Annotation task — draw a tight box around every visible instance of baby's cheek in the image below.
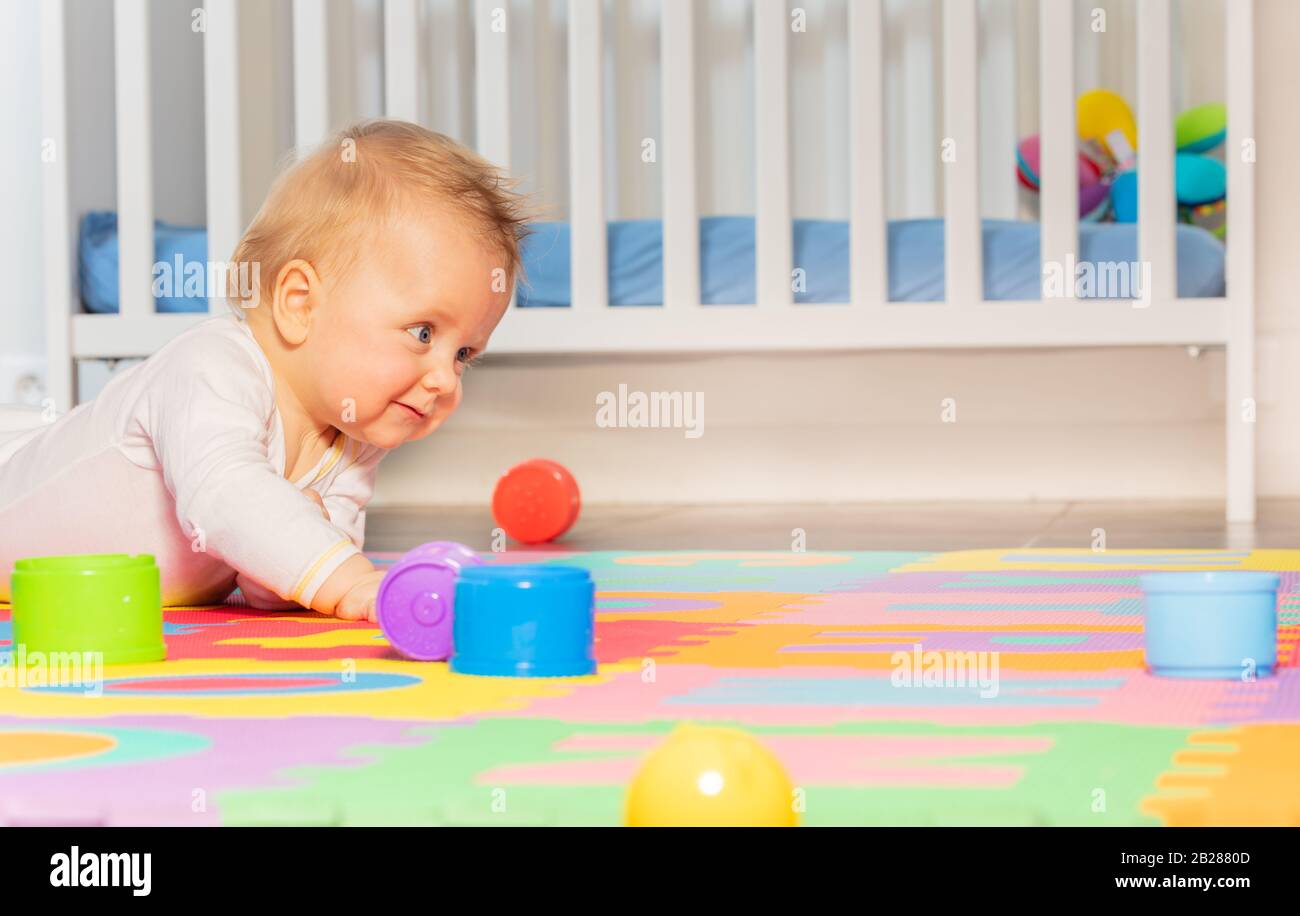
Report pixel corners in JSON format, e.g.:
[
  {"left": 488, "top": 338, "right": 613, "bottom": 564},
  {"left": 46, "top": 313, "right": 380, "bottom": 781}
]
[
  {"left": 415, "top": 388, "right": 461, "bottom": 436},
  {"left": 441, "top": 385, "right": 464, "bottom": 417}
]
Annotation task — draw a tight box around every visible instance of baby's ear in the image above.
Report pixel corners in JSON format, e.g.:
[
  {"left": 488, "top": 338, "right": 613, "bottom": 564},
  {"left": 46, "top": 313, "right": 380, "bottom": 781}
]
[{"left": 270, "top": 259, "right": 322, "bottom": 345}]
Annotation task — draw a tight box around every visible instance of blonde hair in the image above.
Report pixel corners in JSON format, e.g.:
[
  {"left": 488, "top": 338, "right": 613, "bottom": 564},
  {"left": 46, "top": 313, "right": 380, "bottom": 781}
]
[{"left": 227, "top": 119, "right": 532, "bottom": 315}]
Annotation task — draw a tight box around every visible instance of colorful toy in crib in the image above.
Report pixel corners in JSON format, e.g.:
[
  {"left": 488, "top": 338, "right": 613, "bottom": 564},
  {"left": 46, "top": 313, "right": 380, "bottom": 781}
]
[
  {"left": 1076, "top": 88, "right": 1137, "bottom": 168},
  {"left": 1015, "top": 134, "right": 1110, "bottom": 220},
  {"left": 8, "top": 554, "right": 166, "bottom": 665},
  {"left": 1139, "top": 571, "right": 1278, "bottom": 680},
  {"left": 624, "top": 723, "right": 799, "bottom": 827},
  {"left": 1017, "top": 92, "right": 1227, "bottom": 235},
  {"left": 491, "top": 458, "right": 581, "bottom": 545},
  {"left": 376, "top": 541, "right": 597, "bottom": 676}
]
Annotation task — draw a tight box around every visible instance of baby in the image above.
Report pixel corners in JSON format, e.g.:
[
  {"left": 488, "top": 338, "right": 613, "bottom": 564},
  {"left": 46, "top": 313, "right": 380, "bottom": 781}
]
[{"left": 0, "top": 120, "right": 528, "bottom": 622}]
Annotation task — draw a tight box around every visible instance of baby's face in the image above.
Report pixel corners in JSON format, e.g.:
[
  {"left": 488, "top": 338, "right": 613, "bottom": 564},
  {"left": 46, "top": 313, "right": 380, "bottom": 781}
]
[{"left": 309, "top": 210, "right": 512, "bottom": 449}]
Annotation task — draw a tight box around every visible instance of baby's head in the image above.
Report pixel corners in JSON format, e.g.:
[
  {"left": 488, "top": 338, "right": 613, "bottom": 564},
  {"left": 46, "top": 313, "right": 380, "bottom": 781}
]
[{"left": 228, "top": 120, "right": 530, "bottom": 449}]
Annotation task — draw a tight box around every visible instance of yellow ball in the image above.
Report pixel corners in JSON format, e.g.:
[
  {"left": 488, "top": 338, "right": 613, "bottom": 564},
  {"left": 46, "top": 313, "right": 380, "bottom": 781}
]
[
  {"left": 624, "top": 723, "right": 799, "bottom": 827},
  {"left": 1077, "top": 88, "right": 1138, "bottom": 159}
]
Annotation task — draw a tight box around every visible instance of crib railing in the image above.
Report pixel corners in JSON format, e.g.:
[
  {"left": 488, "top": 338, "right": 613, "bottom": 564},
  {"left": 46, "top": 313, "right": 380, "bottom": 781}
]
[{"left": 40, "top": 0, "right": 1256, "bottom": 519}]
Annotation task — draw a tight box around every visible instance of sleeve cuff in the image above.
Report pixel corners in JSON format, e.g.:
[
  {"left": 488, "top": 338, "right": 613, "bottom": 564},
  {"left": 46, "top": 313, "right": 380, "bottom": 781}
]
[{"left": 289, "top": 538, "right": 362, "bottom": 609}]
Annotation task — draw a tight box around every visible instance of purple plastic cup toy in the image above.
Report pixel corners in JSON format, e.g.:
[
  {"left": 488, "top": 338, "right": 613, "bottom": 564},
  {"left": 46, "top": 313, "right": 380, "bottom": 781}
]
[{"left": 376, "top": 541, "right": 483, "bottom": 660}]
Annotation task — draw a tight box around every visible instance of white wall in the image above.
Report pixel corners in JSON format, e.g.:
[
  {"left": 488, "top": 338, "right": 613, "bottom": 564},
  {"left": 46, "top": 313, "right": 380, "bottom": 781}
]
[{"left": 0, "top": 0, "right": 45, "bottom": 400}]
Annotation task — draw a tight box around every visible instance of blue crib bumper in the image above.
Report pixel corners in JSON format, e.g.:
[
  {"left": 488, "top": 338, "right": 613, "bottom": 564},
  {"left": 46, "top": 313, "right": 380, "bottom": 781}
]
[{"left": 78, "top": 211, "right": 1226, "bottom": 314}]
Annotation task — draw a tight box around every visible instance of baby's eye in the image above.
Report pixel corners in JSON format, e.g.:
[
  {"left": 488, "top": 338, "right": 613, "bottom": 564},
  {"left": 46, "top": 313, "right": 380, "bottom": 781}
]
[
  {"left": 456, "top": 347, "right": 477, "bottom": 365},
  {"left": 406, "top": 324, "right": 433, "bottom": 345}
]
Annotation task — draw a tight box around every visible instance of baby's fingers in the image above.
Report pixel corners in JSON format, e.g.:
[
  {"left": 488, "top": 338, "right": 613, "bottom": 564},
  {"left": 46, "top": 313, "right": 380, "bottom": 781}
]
[{"left": 335, "top": 601, "right": 372, "bottom": 621}]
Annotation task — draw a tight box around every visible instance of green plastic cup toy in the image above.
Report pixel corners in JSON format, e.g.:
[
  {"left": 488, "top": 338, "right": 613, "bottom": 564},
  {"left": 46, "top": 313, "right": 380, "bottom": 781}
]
[{"left": 10, "top": 554, "right": 165, "bottom": 664}]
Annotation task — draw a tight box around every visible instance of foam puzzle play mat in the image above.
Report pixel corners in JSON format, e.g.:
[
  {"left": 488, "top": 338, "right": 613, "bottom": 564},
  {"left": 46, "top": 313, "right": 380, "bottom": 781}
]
[{"left": 2, "top": 548, "right": 1298, "bottom": 827}]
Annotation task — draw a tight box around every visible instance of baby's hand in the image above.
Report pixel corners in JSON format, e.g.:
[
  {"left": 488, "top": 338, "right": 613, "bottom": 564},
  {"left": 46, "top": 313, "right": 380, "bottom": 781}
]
[{"left": 334, "top": 569, "right": 387, "bottom": 622}]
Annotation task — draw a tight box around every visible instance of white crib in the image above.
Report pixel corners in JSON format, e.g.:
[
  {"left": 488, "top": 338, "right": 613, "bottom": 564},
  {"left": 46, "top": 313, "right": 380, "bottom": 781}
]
[{"left": 40, "top": 0, "right": 1257, "bottom": 520}]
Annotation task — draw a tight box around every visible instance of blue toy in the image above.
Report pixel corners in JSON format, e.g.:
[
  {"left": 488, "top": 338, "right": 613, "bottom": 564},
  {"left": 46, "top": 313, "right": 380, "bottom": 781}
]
[
  {"left": 449, "top": 565, "right": 597, "bottom": 677},
  {"left": 1109, "top": 153, "right": 1227, "bottom": 223},
  {"left": 1109, "top": 169, "right": 1139, "bottom": 222},
  {"left": 1175, "top": 152, "right": 1228, "bottom": 206},
  {"left": 1139, "top": 571, "right": 1278, "bottom": 680}
]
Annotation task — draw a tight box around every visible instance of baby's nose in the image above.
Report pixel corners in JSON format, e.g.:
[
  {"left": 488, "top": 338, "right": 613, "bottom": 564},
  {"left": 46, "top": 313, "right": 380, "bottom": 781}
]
[{"left": 422, "top": 361, "right": 458, "bottom": 392}]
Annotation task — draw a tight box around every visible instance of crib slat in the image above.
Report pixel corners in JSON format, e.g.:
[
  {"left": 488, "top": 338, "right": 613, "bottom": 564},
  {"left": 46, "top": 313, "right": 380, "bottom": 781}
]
[
  {"left": 980, "top": 0, "right": 1017, "bottom": 221},
  {"left": 1225, "top": 1, "right": 1256, "bottom": 521},
  {"left": 661, "top": 0, "right": 699, "bottom": 310},
  {"left": 1074, "top": 1, "right": 1100, "bottom": 94},
  {"left": 942, "top": 0, "right": 981, "bottom": 303},
  {"left": 1137, "top": 0, "right": 1175, "bottom": 305},
  {"left": 849, "top": 0, "right": 886, "bottom": 308},
  {"left": 1039, "top": 0, "right": 1076, "bottom": 299},
  {"left": 203, "top": 0, "right": 241, "bottom": 312},
  {"left": 898, "top": 0, "right": 937, "bottom": 218},
  {"left": 754, "top": 0, "right": 792, "bottom": 308},
  {"left": 474, "top": 0, "right": 512, "bottom": 308},
  {"left": 475, "top": 0, "right": 510, "bottom": 168},
  {"left": 528, "top": 1, "right": 560, "bottom": 198},
  {"left": 430, "top": 0, "right": 469, "bottom": 141},
  {"left": 568, "top": 0, "right": 606, "bottom": 311},
  {"left": 114, "top": 0, "right": 153, "bottom": 321},
  {"left": 41, "top": 0, "right": 74, "bottom": 409},
  {"left": 293, "top": 0, "right": 330, "bottom": 151},
  {"left": 384, "top": 0, "right": 419, "bottom": 122}
]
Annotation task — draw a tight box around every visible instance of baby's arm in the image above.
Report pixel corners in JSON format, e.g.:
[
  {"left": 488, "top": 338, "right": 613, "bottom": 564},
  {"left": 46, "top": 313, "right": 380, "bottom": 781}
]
[
  {"left": 317, "top": 437, "right": 383, "bottom": 550},
  {"left": 307, "top": 439, "right": 390, "bottom": 619},
  {"left": 229, "top": 493, "right": 378, "bottom": 614},
  {"left": 146, "top": 346, "right": 377, "bottom": 616}
]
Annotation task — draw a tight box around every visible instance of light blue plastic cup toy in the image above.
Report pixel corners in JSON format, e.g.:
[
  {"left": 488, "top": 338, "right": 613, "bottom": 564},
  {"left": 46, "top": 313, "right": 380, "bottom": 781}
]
[
  {"left": 1139, "top": 571, "right": 1279, "bottom": 680},
  {"left": 449, "top": 565, "right": 596, "bottom": 678}
]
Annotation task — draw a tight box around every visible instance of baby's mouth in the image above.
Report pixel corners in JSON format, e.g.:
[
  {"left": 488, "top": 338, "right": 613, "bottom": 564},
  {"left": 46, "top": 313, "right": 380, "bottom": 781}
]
[{"left": 394, "top": 401, "right": 430, "bottom": 419}]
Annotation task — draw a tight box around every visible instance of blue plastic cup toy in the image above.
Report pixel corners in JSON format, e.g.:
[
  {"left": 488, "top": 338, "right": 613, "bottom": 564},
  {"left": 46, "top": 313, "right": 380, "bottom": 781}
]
[
  {"left": 376, "top": 541, "right": 483, "bottom": 661},
  {"left": 1139, "top": 571, "right": 1279, "bottom": 680},
  {"left": 450, "top": 565, "right": 596, "bottom": 678}
]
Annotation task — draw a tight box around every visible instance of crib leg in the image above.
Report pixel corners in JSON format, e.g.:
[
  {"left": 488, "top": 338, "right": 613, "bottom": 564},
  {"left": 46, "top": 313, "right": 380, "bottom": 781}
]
[
  {"left": 1225, "top": 334, "right": 1256, "bottom": 524},
  {"left": 44, "top": 350, "right": 76, "bottom": 415}
]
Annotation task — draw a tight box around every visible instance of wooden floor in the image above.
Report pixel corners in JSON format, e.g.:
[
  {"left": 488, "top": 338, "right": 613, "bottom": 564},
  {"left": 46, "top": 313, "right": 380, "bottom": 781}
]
[{"left": 365, "top": 500, "right": 1300, "bottom": 553}]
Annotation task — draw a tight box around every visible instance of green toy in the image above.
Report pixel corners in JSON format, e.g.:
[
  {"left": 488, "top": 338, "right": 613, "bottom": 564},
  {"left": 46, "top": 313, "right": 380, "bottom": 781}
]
[
  {"left": 1175, "top": 102, "right": 1227, "bottom": 154},
  {"left": 10, "top": 554, "right": 165, "bottom": 664}
]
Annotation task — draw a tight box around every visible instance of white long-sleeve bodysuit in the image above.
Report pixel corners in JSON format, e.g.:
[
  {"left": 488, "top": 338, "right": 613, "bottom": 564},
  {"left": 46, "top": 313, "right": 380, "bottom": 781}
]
[{"left": 0, "top": 313, "right": 387, "bottom": 608}]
